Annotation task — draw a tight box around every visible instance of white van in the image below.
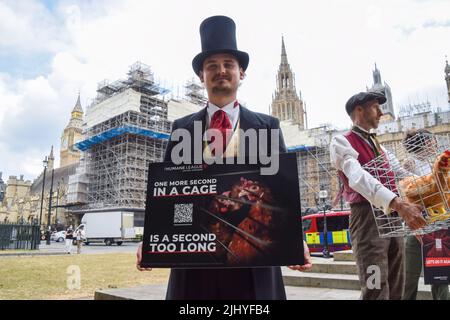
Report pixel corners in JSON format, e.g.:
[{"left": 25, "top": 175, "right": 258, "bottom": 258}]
[{"left": 78, "top": 211, "right": 136, "bottom": 246}]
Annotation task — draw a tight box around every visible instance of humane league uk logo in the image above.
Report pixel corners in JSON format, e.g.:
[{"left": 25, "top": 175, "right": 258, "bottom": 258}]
[{"left": 170, "top": 121, "right": 281, "bottom": 175}]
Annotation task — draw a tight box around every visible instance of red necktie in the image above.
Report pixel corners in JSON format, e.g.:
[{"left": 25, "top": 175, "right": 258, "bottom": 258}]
[{"left": 209, "top": 110, "right": 232, "bottom": 155}]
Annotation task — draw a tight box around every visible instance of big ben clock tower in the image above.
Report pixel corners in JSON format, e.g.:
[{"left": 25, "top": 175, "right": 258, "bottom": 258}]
[{"left": 60, "top": 94, "right": 84, "bottom": 167}]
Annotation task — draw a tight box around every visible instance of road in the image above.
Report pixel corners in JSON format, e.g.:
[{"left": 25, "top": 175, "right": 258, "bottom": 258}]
[{"left": 39, "top": 240, "right": 140, "bottom": 255}]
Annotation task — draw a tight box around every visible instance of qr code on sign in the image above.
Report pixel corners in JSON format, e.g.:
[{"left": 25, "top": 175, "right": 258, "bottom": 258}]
[{"left": 174, "top": 203, "right": 193, "bottom": 225}]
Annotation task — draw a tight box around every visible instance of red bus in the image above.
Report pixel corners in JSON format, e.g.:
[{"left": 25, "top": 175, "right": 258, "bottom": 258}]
[{"left": 302, "top": 210, "right": 351, "bottom": 253}]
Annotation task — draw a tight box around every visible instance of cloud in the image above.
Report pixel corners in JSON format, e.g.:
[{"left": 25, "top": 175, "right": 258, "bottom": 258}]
[
  {"left": 0, "top": 74, "right": 61, "bottom": 151},
  {"left": 394, "top": 25, "right": 417, "bottom": 37},
  {"left": 0, "top": 141, "right": 45, "bottom": 180},
  {"left": 0, "top": 0, "right": 67, "bottom": 54},
  {"left": 423, "top": 19, "right": 450, "bottom": 29}
]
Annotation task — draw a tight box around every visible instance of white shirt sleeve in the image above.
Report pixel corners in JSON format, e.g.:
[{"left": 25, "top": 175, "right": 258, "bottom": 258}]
[{"left": 330, "top": 135, "right": 397, "bottom": 214}]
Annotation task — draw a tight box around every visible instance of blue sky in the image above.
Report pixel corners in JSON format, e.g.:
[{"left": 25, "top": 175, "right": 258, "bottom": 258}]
[
  {"left": 40, "top": 0, "right": 58, "bottom": 10},
  {"left": 0, "top": 0, "right": 56, "bottom": 77},
  {"left": 0, "top": 0, "right": 450, "bottom": 181},
  {"left": 0, "top": 52, "right": 52, "bottom": 78}
]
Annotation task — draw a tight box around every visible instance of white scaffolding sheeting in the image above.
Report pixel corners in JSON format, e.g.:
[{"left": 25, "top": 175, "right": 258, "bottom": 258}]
[{"left": 67, "top": 157, "right": 89, "bottom": 204}]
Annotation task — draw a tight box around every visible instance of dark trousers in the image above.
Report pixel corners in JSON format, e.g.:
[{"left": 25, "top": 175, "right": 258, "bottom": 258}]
[
  {"left": 349, "top": 202, "right": 405, "bottom": 300},
  {"left": 165, "top": 267, "right": 286, "bottom": 300},
  {"left": 403, "top": 235, "right": 449, "bottom": 300}
]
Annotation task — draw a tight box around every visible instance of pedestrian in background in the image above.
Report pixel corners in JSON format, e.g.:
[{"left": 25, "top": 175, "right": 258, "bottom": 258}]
[
  {"left": 65, "top": 226, "right": 74, "bottom": 254},
  {"left": 75, "top": 225, "right": 85, "bottom": 254}
]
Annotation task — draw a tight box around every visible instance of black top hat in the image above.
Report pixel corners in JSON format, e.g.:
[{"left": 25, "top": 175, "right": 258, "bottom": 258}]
[
  {"left": 345, "top": 91, "right": 387, "bottom": 115},
  {"left": 192, "top": 15, "right": 249, "bottom": 75}
]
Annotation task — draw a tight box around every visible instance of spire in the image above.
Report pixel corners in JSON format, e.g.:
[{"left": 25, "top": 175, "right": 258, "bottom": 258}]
[
  {"left": 272, "top": 36, "right": 305, "bottom": 129},
  {"left": 72, "top": 92, "right": 83, "bottom": 114},
  {"left": 369, "top": 63, "right": 395, "bottom": 118},
  {"left": 48, "top": 145, "right": 55, "bottom": 170},
  {"left": 445, "top": 56, "right": 450, "bottom": 103},
  {"left": 49, "top": 145, "right": 54, "bottom": 160},
  {"left": 281, "top": 36, "right": 288, "bottom": 65},
  {"left": 373, "top": 63, "right": 382, "bottom": 85},
  {"left": 69, "top": 93, "right": 84, "bottom": 124},
  {"left": 275, "top": 36, "right": 297, "bottom": 93}
]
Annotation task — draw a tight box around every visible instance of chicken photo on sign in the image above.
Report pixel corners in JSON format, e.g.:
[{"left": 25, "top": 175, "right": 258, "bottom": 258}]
[{"left": 205, "top": 177, "right": 286, "bottom": 266}]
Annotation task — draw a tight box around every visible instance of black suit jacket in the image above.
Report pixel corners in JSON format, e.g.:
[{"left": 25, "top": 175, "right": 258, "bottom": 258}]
[
  {"left": 164, "top": 105, "right": 287, "bottom": 300},
  {"left": 164, "top": 105, "right": 287, "bottom": 161}
]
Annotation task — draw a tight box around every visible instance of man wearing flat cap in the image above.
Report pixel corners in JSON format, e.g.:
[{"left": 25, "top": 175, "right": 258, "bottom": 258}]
[
  {"left": 330, "top": 91, "right": 426, "bottom": 300},
  {"left": 137, "top": 15, "right": 312, "bottom": 300}
]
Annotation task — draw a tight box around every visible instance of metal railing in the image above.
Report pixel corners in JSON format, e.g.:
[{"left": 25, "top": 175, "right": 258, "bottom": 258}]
[{"left": 0, "top": 222, "right": 40, "bottom": 250}]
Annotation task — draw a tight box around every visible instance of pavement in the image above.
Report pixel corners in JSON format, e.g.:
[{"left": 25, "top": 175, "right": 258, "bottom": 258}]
[
  {"left": 94, "top": 283, "right": 362, "bottom": 300},
  {"left": 94, "top": 254, "right": 433, "bottom": 301},
  {"left": 94, "top": 256, "right": 363, "bottom": 300},
  {"left": 0, "top": 241, "right": 140, "bottom": 257}
]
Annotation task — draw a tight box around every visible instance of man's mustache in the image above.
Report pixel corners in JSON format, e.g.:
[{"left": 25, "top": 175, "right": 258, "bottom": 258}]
[{"left": 214, "top": 75, "right": 231, "bottom": 81}]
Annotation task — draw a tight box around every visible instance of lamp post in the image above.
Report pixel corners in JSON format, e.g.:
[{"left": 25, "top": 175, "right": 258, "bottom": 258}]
[
  {"left": 45, "top": 167, "right": 55, "bottom": 245},
  {"left": 339, "top": 180, "right": 344, "bottom": 211},
  {"left": 39, "top": 156, "right": 48, "bottom": 240},
  {"left": 318, "top": 187, "right": 330, "bottom": 258},
  {"left": 55, "top": 181, "right": 60, "bottom": 225}
]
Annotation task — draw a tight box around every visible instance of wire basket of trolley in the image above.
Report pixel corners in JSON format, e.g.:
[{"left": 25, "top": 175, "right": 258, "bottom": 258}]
[{"left": 362, "top": 131, "right": 450, "bottom": 237}]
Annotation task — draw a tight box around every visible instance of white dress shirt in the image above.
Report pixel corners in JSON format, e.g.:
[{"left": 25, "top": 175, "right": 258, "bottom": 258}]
[
  {"left": 330, "top": 126, "right": 398, "bottom": 214},
  {"left": 206, "top": 100, "right": 240, "bottom": 130}
]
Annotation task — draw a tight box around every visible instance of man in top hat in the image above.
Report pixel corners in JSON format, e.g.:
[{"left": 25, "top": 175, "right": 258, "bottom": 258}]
[
  {"left": 136, "top": 15, "right": 312, "bottom": 300},
  {"left": 330, "top": 91, "right": 426, "bottom": 299}
]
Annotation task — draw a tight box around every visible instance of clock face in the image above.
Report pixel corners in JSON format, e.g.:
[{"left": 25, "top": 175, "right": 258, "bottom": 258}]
[{"left": 62, "top": 136, "right": 68, "bottom": 149}]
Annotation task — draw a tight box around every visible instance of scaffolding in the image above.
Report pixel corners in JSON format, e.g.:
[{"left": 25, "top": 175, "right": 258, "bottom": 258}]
[
  {"left": 398, "top": 101, "right": 432, "bottom": 118},
  {"left": 85, "top": 130, "right": 167, "bottom": 210},
  {"left": 184, "top": 78, "right": 207, "bottom": 106},
  {"left": 288, "top": 127, "right": 344, "bottom": 214},
  {"left": 71, "top": 62, "right": 171, "bottom": 211},
  {"left": 94, "top": 62, "right": 169, "bottom": 105}
]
